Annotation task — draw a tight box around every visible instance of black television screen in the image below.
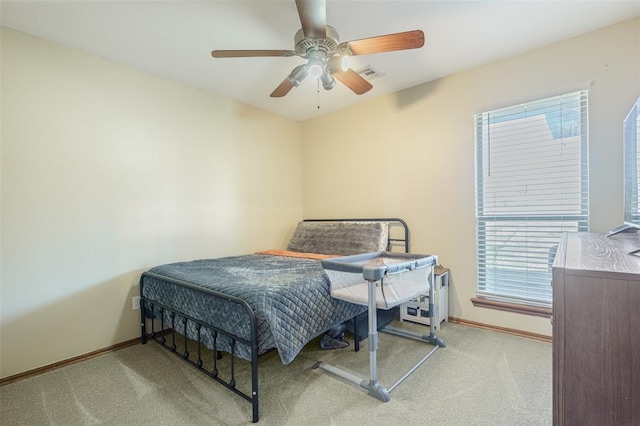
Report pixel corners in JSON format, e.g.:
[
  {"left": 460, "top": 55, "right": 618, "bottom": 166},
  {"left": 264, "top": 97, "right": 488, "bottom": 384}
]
[{"left": 623, "top": 97, "right": 640, "bottom": 229}]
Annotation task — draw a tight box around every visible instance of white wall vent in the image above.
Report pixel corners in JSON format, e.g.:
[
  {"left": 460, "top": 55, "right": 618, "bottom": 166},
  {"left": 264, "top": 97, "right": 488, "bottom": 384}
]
[{"left": 356, "top": 66, "right": 385, "bottom": 80}]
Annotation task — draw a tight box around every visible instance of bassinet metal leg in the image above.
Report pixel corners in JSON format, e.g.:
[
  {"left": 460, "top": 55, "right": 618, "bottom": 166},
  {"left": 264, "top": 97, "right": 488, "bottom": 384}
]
[
  {"left": 381, "top": 267, "right": 446, "bottom": 348},
  {"left": 361, "top": 279, "right": 391, "bottom": 402},
  {"left": 314, "top": 279, "right": 390, "bottom": 402}
]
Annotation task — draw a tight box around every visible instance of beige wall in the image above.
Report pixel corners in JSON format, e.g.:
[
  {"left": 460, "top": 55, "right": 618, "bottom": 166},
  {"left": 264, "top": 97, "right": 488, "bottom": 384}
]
[
  {"left": 0, "top": 28, "right": 302, "bottom": 378},
  {"left": 300, "top": 18, "right": 640, "bottom": 336}
]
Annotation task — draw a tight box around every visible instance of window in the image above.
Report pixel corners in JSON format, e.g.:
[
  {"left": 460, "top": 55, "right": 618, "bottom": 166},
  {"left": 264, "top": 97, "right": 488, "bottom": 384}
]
[{"left": 474, "top": 90, "right": 589, "bottom": 309}]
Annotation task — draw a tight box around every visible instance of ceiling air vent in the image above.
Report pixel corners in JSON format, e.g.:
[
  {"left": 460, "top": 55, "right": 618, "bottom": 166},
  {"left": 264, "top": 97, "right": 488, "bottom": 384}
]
[{"left": 357, "top": 66, "right": 385, "bottom": 81}]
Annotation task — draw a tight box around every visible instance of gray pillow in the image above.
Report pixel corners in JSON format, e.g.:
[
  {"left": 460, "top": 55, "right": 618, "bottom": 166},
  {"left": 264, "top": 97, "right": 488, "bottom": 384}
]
[{"left": 287, "top": 221, "right": 388, "bottom": 255}]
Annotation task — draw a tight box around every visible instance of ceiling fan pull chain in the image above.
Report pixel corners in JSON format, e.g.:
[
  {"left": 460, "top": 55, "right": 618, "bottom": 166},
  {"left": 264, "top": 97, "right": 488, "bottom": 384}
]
[{"left": 316, "top": 79, "right": 320, "bottom": 109}]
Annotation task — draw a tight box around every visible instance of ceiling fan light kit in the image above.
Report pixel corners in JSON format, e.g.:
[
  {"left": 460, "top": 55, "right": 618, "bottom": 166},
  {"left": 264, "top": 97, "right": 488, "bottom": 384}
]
[
  {"left": 289, "top": 64, "right": 308, "bottom": 87},
  {"left": 320, "top": 71, "right": 336, "bottom": 90},
  {"left": 328, "top": 55, "right": 349, "bottom": 73},
  {"left": 210, "top": 0, "right": 424, "bottom": 99}
]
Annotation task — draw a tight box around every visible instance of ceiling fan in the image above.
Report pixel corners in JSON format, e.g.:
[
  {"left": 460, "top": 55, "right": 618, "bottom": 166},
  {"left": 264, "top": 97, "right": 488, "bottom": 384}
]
[{"left": 211, "top": 0, "right": 425, "bottom": 98}]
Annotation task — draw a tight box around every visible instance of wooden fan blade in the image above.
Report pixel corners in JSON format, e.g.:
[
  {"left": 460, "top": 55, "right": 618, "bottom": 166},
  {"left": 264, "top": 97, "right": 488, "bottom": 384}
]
[
  {"left": 211, "top": 49, "right": 297, "bottom": 58},
  {"left": 341, "top": 30, "right": 425, "bottom": 56},
  {"left": 296, "top": 0, "right": 326, "bottom": 39},
  {"left": 270, "top": 77, "right": 295, "bottom": 98},
  {"left": 332, "top": 69, "right": 373, "bottom": 95}
]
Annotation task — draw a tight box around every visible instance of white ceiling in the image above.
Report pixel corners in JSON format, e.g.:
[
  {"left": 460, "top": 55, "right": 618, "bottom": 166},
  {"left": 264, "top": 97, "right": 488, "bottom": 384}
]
[{"left": 2, "top": 1, "right": 639, "bottom": 121}]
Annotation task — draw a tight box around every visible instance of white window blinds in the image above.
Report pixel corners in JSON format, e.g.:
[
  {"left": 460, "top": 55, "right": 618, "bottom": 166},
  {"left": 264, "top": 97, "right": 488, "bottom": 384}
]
[{"left": 475, "top": 90, "right": 589, "bottom": 307}]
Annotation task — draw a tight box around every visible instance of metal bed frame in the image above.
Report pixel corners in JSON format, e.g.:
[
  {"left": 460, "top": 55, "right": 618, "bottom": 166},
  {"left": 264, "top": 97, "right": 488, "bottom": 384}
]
[{"left": 139, "top": 218, "right": 417, "bottom": 423}]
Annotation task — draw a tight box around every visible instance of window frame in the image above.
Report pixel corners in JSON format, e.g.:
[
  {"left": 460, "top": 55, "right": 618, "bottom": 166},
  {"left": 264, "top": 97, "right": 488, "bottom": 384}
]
[{"left": 474, "top": 90, "right": 589, "bottom": 313}]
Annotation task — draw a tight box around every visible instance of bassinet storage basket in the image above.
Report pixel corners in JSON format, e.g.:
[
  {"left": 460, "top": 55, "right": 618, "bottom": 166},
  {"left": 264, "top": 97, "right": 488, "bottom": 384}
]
[{"left": 321, "top": 252, "right": 437, "bottom": 310}]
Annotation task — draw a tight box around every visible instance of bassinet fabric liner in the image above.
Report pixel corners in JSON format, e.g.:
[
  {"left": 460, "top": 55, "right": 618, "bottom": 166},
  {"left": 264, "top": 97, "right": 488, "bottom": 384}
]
[
  {"left": 322, "top": 252, "right": 437, "bottom": 310},
  {"left": 141, "top": 254, "right": 366, "bottom": 364}
]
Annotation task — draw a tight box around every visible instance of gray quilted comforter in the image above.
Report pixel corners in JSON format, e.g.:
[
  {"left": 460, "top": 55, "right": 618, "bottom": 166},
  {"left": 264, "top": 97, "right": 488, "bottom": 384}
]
[{"left": 141, "top": 254, "right": 366, "bottom": 364}]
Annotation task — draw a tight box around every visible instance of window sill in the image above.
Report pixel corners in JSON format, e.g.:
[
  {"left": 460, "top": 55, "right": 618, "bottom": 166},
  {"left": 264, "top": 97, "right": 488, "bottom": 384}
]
[{"left": 470, "top": 297, "right": 552, "bottom": 318}]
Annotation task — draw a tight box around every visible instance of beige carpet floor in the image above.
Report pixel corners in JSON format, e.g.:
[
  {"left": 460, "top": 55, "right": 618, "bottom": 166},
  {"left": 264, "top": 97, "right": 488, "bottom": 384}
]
[{"left": 0, "top": 321, "right": 552, "bottom": 425}]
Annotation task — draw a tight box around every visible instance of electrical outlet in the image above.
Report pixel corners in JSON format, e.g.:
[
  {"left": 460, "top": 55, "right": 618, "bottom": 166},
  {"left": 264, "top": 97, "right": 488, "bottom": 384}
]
[{"left": 132, "top": 296, "right": 141, "bottom": 310}]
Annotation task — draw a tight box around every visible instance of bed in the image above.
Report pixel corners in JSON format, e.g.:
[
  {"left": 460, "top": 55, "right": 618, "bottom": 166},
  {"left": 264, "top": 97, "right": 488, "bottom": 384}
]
[{"left": 139, "top": 218, "right": 410, "bottom": 423}]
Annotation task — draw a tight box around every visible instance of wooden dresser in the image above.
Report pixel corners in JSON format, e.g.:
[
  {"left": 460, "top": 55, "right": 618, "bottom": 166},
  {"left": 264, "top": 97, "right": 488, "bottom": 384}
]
[{"left": 552, "top": 232, "right": 640, "bottom": 426}]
